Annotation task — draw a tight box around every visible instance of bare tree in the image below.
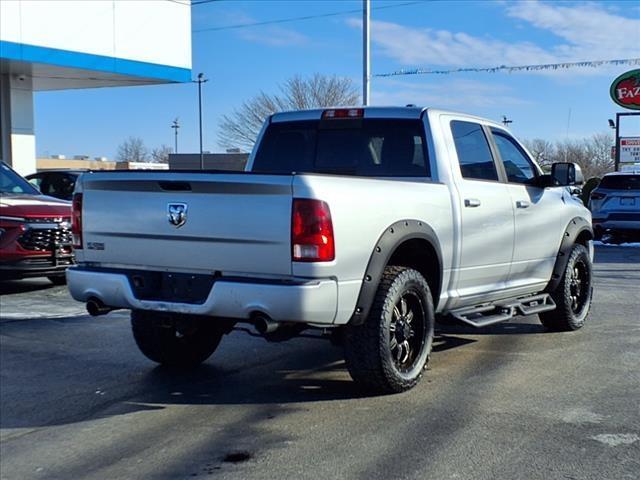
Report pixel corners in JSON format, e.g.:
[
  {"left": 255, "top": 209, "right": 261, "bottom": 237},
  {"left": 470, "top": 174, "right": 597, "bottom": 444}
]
[
  {"left": 117, "top": 137, "right": 149, "bottom": 163},
  {"left": 522, "top": 138, "right": 555, "bottom": 169},
  {"left": 150, "top": 145, "right": 173, "bottom": 163},
  {"left": 218, "top": 73, "right": 360, "bottom": 151},
  {"left": 585, "top": 133, "right": 614, "bottom": 178},
  {"left": 554, "top": 139, "right": 587, "bottom": 166},
  {"left": 553, "top": 134, "right": 614, "bottom": 179},
  {"left": 523, "top": 133, "right": 614, "bottom": 179}
]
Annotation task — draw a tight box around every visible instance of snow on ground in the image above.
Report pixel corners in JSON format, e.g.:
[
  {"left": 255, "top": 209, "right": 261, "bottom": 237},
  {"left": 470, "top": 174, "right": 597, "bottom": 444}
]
[{"left": 593, "top": 241, "right": 640, "bottom": 248}]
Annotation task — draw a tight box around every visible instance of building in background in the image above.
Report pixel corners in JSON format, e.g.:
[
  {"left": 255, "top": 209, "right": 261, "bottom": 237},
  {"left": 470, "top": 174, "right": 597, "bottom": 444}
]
[
  {"left": 36, "top": 157, "right": 168, "bottom": 171},
  {"left": 0, "top": 0, "right": 192, "bottom": 174}
]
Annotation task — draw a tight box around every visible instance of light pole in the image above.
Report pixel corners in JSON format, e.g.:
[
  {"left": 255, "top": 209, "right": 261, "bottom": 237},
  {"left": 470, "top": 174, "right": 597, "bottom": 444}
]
[
  {"left": 194, "top": 73, "right": 209, "bottom": 169},
  {"left": 609, "top": 118, "right": 618, "bottom": 171},
  {"left": 610, "top": 113, "right": 640, "bottom": 172},
  {"left": 363, "top": 0, "right": 370, "bottom": 106},
  {"left": 171, "top": 118, "right": 180, "bottom": 153}
]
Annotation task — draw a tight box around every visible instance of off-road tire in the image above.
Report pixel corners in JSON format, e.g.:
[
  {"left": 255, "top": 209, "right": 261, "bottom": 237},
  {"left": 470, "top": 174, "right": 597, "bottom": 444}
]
[
  {"left": 343, "top": 266, "right": 434, "bottom": 394},
  {"left": 48, "top": 275, "right": 67, "bottom": 286},
  {"left": 540, "top": 243, "right": 592, "bottom": 331},
  {"left": 131, "top": 310, "right": 224, "bottom": 367}
]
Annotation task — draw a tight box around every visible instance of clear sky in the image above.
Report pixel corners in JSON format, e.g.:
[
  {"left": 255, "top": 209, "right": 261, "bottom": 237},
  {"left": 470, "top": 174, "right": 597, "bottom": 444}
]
[{"left": 34, "top": 0, "right": 640, "bottom": 159}]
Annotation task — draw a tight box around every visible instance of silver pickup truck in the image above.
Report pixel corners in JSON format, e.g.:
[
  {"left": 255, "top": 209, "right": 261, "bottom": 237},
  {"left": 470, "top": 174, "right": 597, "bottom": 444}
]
[{"left": 67, "top": 107, "right": 594, "bottom": 393}]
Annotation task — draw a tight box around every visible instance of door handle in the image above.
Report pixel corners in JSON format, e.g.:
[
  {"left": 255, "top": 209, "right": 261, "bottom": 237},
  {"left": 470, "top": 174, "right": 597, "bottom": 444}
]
[
  {"left": 516, "top": 200, "right": 530, "bottom": 209},
  {"left": 464, "top": 198, "right": 481, "bottom": 208}
]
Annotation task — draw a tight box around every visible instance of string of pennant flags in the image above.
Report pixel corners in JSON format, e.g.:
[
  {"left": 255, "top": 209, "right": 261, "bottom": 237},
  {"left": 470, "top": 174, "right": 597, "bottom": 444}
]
[{"left": 373, "top": 58, "right": 640, "bottom": 78}]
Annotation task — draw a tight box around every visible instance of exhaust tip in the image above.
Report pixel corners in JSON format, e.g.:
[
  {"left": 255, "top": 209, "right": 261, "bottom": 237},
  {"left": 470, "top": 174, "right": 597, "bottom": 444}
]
[
  {"left": 253, "top": 314, "right": 279, "bottom": 335},
  {"left": 86, "top": 298, "right": 111, "bottom": 317}
]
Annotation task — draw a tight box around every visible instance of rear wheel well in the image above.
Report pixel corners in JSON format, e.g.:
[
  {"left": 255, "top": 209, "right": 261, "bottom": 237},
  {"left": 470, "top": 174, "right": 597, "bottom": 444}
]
[
  {"left": 387, "top": 238, "right": 441, "bottom": 307},
  {"left": 349, "top": 221, "right": 443, "bottom": 326}
]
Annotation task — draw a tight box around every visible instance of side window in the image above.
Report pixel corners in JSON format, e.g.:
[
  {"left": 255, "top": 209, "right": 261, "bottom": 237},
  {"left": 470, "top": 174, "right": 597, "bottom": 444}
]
[
  {"left": 491, "top": 130, "right": 537, "bottom": 184},
  {"left": 39, "top": 177, "right": 54, "bottom": 195},
  {"left": 49, "top": 173, "right": 75, "bottom": 198},
  {"left": 451, "top": 121, "right": 498, "bottom": 181},
  {"left": 28, "top": 176, "right": 43, "bottom": 189}
]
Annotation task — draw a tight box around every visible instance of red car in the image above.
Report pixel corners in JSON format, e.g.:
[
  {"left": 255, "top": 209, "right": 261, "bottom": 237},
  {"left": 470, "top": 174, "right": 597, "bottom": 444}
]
[{"left": 0, "top": 162, "right": 74, "bottom": 283}]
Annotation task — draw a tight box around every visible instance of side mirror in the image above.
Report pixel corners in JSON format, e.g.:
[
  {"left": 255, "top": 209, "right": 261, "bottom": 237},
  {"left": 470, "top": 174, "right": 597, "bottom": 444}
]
[{"left": 551, "top": 162, "right": 584, "bottom": 186}]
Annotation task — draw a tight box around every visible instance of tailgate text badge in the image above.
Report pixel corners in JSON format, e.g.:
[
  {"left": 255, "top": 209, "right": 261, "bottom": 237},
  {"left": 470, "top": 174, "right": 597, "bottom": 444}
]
[{"left": 168, "top": 203, "right": 188, "bottom": 228}]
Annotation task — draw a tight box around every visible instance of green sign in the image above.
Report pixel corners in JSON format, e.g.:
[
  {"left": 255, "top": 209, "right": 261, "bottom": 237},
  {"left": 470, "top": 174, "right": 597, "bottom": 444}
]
[{"left": 610, "top": 69, "right": 640, "bottom": 110}]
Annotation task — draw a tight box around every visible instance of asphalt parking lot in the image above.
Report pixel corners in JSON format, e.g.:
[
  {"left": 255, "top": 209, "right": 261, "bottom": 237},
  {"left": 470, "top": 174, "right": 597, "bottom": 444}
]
[{"left": 1, "top": 245, "right": 639, "bottom": 480}]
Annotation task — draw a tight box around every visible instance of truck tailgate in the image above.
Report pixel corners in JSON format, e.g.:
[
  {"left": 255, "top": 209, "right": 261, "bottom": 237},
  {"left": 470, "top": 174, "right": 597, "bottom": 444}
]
[{"left": 80, "top": 173, "right": 293, "bottom": 276}]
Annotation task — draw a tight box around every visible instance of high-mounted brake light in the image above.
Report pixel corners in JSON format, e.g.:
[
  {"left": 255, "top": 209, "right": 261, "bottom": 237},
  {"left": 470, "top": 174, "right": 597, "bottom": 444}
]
[
  {"left": 590, "top": 191, "right": 606, "bottom": 200},
  {"left": 292, "top": 199, "right": 335, "bottom": 262},
  {"left": 322, "top": 108, "right": 364, "bottom": 119},
  {"left": 71, "top": 193, "right": 83, "bottom": 249}
]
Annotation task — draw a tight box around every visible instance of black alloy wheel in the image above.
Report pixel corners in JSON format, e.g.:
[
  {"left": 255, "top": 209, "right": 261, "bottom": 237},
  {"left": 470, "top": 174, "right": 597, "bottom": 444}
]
[
  {"left": 568, "top": 258, "right": 589, "bottom": 315},
  {"left": 389, "top": 291, "right": 427, "bottom": 373},
  {"left": 344, "top": 266, "right": 435, "bottom": 394},
  {"left": 540, "top": 243, "right": 592, "bottom": 331}
]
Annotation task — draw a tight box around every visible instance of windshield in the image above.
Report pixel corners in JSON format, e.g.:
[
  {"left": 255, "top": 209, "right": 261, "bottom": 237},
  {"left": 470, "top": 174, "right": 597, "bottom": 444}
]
[
  {"left": 253, "top": 119, "right": 429, "bottom": 177},
  {"left": 0, "top": 162, "right": 41, "bottom": 195},
  {"left": 598, "top": 175, "right": 640, "bottom": 190}
]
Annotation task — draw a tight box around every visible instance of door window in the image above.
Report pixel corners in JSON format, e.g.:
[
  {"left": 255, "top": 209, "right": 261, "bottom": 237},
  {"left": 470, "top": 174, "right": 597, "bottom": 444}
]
[
  {"left": 491, "top": 130, "right": 537, "bottom": 184},
  {"left": 451, "top": 121, "right": 498, "bottom": 181},
  {"left": 39, "top": 173, "right": 76, "bottom": 199},
  {"left": 28, "top": 175, "right": 43, "bottom": 189}
]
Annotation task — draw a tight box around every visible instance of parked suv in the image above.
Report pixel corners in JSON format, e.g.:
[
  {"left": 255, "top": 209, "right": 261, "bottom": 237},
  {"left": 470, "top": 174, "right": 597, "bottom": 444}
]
[
  {"left": 589, "top": 172, "right": 640, "bottom": 243},
  {"left": 0, "top": 162, "right": 74, "bottom": 283}
]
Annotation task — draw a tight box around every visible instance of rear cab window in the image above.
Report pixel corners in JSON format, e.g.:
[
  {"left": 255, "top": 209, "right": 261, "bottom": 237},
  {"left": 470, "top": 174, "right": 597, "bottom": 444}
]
[{"left": 252, "top": 119, "right": 429, "bottom": 177}]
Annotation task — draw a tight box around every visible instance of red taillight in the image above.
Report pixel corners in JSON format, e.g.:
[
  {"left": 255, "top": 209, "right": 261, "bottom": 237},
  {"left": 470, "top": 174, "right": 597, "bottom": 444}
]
[
  {"left": 322, "top": 108, "right": 364, "bottom": 119},
  {"left": 72, "top": 193, "right": 83, "bottom": 249},
  {"left": 292, "top": 199, "right": 334, "bottom": 262},
  {"left": 590, "top": 191, "right": 606, "bottom": 200}
]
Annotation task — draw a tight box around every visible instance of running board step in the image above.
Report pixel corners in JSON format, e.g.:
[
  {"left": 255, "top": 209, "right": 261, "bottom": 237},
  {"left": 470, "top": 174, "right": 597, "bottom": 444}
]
[{"left": 450, "top": 294, "right": 556, "bottom": 328}]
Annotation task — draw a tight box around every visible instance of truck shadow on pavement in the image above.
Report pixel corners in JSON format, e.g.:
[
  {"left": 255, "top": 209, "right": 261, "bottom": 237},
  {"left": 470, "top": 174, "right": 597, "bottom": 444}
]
[
  {"left": 1, "top": 319, "right": 548, "bottom": 430},
  {"left": 93, "top": 332, "right": 481, "bottom": 412},
  {"left": 0, "top": 331, "right": 480, "bottom": 429},
  {"left": 129, "top": 329, "right": 487, "bottom": 408}
]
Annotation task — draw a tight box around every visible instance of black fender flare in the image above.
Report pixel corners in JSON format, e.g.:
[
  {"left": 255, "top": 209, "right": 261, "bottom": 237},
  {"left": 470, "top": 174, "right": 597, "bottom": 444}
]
[
  {"left": 545, "top": 216, "right": 593, "bottom": 292},
  {"left": 349, "top": 219, "right": 443, "bottom": 325}
]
